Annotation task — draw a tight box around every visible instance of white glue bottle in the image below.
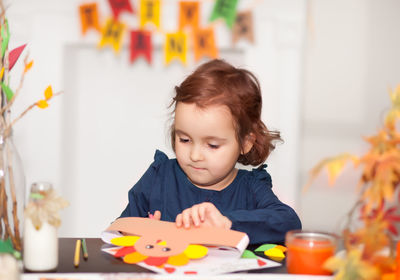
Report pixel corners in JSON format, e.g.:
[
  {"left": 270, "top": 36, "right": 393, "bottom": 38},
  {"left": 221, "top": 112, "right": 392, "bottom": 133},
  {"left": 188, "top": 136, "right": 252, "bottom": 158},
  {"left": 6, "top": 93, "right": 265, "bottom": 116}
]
[{"left": 23, "top": 182, "right": 58, "bottom": 271}]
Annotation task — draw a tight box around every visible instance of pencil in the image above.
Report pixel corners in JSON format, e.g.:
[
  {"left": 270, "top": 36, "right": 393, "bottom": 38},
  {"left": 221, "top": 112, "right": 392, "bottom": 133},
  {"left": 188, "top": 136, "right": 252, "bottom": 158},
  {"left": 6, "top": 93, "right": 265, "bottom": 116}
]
[
  {"left": 81, "top": 238, "right": 89, "bottom": 260},
  {"left": 74, "top": 239, "right": 81, "bottom": 267}
]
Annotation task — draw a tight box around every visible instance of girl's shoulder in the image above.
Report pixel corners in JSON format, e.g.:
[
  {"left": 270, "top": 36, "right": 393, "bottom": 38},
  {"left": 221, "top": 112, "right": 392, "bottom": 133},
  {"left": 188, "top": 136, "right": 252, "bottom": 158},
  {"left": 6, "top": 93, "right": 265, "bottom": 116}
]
[
  {"left": 150, "top": 149, "right": 177, "bottom": 170},
  {"left": 237, "top": 164, "right": 272, "bottom": 188}
]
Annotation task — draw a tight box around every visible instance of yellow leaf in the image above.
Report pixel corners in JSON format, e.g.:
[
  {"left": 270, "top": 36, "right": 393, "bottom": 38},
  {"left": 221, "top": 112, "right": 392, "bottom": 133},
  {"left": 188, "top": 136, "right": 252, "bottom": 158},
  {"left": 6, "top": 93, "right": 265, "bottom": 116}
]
[
  {"left": 123, "top": 251, "right": 147, "bottom": 264},
  {"left": 24, "top": 60, "right": 34, "bottom": 73},
  {"left": 167, "top": 253, "right": 189, "bottom": 266},
  {"left": 37, "top": 100, "right": 48, "bottom": 109},
  {"left": 44, "top": 85, "right": 53, "bottom": 100},
  {"left": 0, "top": 67, "right": 4, "bottom": 79},
  {"left": 183, "top": 244, "right": 208, "bottom": 259},
  {"left": 110, "top": 235, "right": 140, "bottom": 247}
]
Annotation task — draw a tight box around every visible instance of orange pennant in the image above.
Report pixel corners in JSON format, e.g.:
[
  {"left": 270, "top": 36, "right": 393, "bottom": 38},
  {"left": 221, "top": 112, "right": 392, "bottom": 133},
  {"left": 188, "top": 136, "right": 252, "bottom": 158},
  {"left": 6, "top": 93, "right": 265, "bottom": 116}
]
[
  {"left": 129, "top": 30, "right": 152, "bottom": 64},
  {"left": 232, "top": 11, "right": 254, "bottom": 44},
  {"left": 193, "top": 27, "right": 218, "bottom": 62},
  {"left": 98, "top": 18, "right": 126, "bottom": 53},
  {"left": 79, "top": 3, "right": 101, "bottom": 35},
  {"left": 178, "top": 1, "right": 200, "bottom": 31}
]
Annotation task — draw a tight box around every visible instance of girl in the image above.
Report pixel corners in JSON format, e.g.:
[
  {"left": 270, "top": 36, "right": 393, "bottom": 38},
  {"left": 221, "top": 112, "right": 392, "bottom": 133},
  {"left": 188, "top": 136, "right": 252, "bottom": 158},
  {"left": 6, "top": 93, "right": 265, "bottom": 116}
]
[{"left": 120, "top": 59, "right": 301, "bottom": 244}]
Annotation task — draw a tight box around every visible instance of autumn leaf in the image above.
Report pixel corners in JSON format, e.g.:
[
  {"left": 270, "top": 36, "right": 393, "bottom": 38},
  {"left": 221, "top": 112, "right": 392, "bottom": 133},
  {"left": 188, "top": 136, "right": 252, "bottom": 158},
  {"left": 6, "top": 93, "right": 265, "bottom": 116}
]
[
  {"left": 324, "top": 249, "right": 379, "bottom": 280},
  {"left": 385, "top": 85, "right": 400, "bottom": 128},
  {"left": 24, "top": 60, "right": 34, "bottom": 73},
  {"left": 44, "top": 85, "right": 53, "bottom": 100},
  {"left": 36, "top": 100, "right": 48, "bottom": 109}
]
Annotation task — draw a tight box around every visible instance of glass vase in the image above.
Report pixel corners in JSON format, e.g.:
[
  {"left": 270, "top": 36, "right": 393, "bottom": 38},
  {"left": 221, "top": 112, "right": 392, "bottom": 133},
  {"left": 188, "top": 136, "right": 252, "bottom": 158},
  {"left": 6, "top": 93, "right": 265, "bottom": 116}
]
[{"left": 0, "top": 132, "right": 26, "bottom": 252}]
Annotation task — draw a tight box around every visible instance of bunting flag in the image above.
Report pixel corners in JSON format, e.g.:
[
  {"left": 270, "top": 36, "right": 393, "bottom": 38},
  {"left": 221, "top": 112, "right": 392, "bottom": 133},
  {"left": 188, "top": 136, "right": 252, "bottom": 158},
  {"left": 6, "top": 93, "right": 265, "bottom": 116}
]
[
  {"left": 79, "top": 3, "right": 101, "bottom": 35},
  {"left": 98, "top": 18, "right": 126, "bottom": 53},
  {"left": 129, "top": 30, "right": 152, "bottom": 64},
  {"left": 178, "top": 1, "right": 200, "bottom": 31},
  {"left": 209, "top": 0, "right": 239, "bottom": 29},
  {"left": 108, "top": 0, "right": 134, "bottom": 19},
  {"left": 232, "top": 11, "right": 254, "bottom": 44},
  {"left": 193, "top": 27, "right": 218, "bottom": 62},
  {"left": 164, "top": 32, "right": 187, "bottom": 65},
  {"left": 140, "top": 0, "right": 160, "bottom": 29}
]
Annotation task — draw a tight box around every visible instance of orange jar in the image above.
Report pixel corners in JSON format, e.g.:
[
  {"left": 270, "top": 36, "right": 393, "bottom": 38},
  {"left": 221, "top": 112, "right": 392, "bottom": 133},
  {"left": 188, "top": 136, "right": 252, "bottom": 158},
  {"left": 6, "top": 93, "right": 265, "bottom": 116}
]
[{"left": 285, "top": 230, "right": 338, "bottom": 275}]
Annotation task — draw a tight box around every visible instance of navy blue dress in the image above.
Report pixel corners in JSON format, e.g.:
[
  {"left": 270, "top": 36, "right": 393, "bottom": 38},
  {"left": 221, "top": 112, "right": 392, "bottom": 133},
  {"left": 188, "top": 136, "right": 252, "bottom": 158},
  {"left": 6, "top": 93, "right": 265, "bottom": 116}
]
[{"left": 120, "top": 150, "right": 301, "bottom": 244}]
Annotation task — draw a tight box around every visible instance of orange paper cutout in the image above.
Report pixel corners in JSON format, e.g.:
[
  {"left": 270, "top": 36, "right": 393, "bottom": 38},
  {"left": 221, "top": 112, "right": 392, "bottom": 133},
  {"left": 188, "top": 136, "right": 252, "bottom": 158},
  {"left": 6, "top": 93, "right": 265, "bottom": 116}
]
[
  {"left": 232, "top": 11, "right": 254, "bottom": 44},
  {"left": 98, "top": 18, "right": 126, "bottom": 53},
  {"left": 79, "top": 3, "right": 101, "bottom": 35},
  {"left": 140, "top": 0, "right": 160, "bottom": 29},
  {"left": 178, "top": 1, "right": 200, "bottom": 31},
  {"left": 193, "top": 27, "right": 218, "bottom": 62}
]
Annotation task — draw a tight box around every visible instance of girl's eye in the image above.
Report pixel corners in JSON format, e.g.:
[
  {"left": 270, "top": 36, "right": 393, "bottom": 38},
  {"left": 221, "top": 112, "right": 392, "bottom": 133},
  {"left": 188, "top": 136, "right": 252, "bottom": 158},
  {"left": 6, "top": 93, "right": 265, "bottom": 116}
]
[
  {"left": 208, "top": 144, "right": 219, "bottom": 149},
  {"left": 179, "top": 137, "right": 190, "bottom": 143}
]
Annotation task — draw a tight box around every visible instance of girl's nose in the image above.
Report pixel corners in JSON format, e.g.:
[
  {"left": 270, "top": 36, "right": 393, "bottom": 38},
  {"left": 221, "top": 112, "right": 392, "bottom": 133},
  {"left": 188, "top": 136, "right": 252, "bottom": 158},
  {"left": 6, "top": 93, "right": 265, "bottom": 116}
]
[{"left": 190, "top": 146, "right": 203, "bottom": 161}]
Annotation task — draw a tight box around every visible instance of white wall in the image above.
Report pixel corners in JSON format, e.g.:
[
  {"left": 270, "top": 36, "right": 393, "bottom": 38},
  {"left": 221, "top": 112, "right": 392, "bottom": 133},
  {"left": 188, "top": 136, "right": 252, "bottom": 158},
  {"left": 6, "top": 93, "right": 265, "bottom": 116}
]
[
  {"left": 299, "top": 0, "right": 400, "bottom": 234},
  {"left": 7, "top": 0, "right": 306, "bottom": 237}
]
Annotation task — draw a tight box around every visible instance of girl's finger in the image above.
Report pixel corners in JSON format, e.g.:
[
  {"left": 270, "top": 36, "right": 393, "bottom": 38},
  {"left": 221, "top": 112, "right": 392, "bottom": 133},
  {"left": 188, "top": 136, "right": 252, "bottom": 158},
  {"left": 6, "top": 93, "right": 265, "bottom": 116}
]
[{"left": 175, "top": 213, "right": 183, "bottom": 227}]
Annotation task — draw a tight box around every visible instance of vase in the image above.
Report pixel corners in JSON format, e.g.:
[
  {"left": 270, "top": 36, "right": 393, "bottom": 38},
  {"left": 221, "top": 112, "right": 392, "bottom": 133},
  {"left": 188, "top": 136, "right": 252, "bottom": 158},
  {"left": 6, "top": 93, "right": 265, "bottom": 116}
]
[{"left": 0, "top": 132, "right": 26, "bottom": 252}]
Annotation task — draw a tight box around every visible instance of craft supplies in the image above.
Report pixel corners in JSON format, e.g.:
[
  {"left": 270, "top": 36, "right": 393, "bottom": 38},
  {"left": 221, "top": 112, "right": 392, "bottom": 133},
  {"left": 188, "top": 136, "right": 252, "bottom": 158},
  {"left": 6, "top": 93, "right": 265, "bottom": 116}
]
[
  {"left": 82, "top": 238, "right": 89, "bottom": 260},
  {"left": 74, "top": 239, "right": 81, "bottom": 267},
  {"left": 285, "top": 230, "right": 338, "bottom": 275}
]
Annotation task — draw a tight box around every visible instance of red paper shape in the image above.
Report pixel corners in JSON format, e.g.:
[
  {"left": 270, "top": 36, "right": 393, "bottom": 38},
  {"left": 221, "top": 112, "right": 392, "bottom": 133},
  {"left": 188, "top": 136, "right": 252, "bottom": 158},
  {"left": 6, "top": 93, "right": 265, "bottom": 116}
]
[
  {"left": 184, "top": 271, "right": 198, "bottom": 274},
  {"left": 129, "top": 30, "right": 152, "bottom": 64},
  {"left": 115, "top": 246, "right": 136, "bottom": 257},
  {"left": 164, "top": 267, "right": 176, "bottom": 273},
  {"left": 9, "top": 44, "right": 26, "bottom": 70},
  {"left": 108, "top": 0, "right": 134, "bottom": 19},
  {"left": 144, "top": 256, "right": 169, "bottom": 266},
  {"left": 257, "top": 259, "right": 267, "bottom": 266}
]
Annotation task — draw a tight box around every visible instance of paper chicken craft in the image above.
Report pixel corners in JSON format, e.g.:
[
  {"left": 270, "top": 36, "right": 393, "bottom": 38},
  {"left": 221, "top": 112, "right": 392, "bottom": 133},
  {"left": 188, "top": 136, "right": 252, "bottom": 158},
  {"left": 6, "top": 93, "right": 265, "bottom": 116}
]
[{"left": 101, "top": 217, "right": 281, "bottom": 275}]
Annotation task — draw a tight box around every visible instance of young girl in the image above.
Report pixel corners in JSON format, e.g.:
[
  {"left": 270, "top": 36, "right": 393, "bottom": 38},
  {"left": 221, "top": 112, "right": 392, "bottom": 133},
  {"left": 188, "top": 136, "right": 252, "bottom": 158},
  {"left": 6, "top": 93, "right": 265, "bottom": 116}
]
[{"left": 119, "top": 59, "right": 301, "bottom": 244}]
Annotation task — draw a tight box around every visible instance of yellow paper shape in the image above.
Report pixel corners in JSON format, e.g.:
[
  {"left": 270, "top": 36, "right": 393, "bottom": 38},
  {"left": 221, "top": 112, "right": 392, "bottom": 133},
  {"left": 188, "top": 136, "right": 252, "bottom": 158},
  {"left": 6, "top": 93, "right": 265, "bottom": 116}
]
[
  {"left": 166, "top": 253, "right": 189, "bottom": 266},
  {"left": 179, "top": 1, "right": 199, "bottom": 31},
  {"left": 157, "top": 240, "right": 167, "bottom": 246},
  {"left": 275, "top": 244, "right": 287, "bottom": 253},
  {"left": 79, "top": 3, "right": 101, "bottom": 35},
  {"left": 164, "top": 32, "right": 187, "bottom": 65},
  {"left": 24, "top": 60, "right": 34, "bottom": 73},
  {"left": 264, "top": 247, "right": 285, "bottom": 261},
  {"left": 123, "top": 251, "right": 148, "bottom": 264},
  {"left": 140, "top": 0, "right": 160, "bottom": 29},
  {"left": 98, "top": 18, "right": 126, "bottom": 54},
  {"left": 111, "top": 235, "right": 140, "bottom": 247},
  {"left": 0, "top": 67, "right": 4, "bottom": 79},
  {"left": 44, "top": 85, "right": 53, "bottom": 100},
  {"left": 193, "top": 27, "right": 218, "bottom": 62},
  {"left": 183, "top": 244, "right": 208, "bottom": 259}
]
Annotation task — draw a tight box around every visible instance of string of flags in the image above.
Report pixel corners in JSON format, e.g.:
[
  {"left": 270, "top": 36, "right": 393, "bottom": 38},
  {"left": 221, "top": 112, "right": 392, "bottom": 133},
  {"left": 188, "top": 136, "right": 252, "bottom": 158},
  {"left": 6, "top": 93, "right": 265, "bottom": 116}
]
[{"left": 78, "top": 0, "right": 256, "bottom": 66}]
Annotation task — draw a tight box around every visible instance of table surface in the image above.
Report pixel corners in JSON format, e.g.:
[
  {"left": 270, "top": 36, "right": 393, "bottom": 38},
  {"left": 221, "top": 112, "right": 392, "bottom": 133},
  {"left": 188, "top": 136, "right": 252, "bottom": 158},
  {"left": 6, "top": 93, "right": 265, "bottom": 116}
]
[{"left": 23, "top": 238, "right": 288, "bottom": 274}]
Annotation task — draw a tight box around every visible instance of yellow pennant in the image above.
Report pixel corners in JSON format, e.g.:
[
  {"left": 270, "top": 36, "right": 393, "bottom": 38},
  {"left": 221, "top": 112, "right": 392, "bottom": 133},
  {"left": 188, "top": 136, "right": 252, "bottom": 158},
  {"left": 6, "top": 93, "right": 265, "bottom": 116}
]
[
  {"left": 193, "top": 27, "right": 218, "bottom": 62},
  {"left": 98, "top": 18, "right": 126, "bottom": 54},
  {"left": 178, "top": 1, "right": 200, "bottom": 31},
  {"left": 140, "top": 0, "right": 160, "bottom": 29},
  {"left": 164, "top": 32, "right": 187, "bottom": 65}
]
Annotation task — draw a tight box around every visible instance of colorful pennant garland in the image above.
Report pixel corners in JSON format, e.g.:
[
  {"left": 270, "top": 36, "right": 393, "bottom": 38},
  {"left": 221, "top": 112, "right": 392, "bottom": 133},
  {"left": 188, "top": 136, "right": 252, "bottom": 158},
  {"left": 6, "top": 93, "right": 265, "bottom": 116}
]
[{"left": 78, "top": 0, "right": 257, "bottom": 66}]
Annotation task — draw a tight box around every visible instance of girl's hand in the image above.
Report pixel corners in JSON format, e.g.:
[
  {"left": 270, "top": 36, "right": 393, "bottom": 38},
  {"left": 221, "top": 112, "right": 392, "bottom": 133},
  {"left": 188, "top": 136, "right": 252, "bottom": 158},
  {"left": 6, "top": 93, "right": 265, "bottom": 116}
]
[
  {"left": 175, "top": 202, "right": 232, "bottom": 230},
  {"left": 149, "top": 210, "right": 161, "bottom": 220}
]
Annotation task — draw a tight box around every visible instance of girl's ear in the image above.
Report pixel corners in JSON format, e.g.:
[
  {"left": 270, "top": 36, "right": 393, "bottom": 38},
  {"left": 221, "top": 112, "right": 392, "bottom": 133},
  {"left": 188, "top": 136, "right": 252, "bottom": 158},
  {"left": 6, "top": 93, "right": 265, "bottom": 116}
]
[{"left": 242, "top": 133, "right": 255, "bottom": 155}]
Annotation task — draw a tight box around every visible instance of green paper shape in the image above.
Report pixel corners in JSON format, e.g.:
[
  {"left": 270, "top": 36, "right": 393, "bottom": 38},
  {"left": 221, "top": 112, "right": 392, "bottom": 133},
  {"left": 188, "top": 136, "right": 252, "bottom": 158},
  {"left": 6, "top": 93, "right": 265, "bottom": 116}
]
[
  {"left": 1, "top": 19, "right": 10, "bottom": 58},
  {"left": 0, "top": 238, "right": 14, "bottom": 254},
  {"left": 0, "top": 82, "right": 14, "bottom": 101},
  {"left": 241, "top": 249, "right": 258, "bottom": 259},
  {"left": 254, "top": 243, "right": 277, "bottom": 252},
  {"left": 209, "top": 0, "right": 238, "bottom": 29}
]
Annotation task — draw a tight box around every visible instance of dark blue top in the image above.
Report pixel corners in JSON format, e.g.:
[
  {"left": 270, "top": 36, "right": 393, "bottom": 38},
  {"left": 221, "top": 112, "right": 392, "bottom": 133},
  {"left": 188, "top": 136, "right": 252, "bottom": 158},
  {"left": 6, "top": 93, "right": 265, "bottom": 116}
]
[{"left": 120, "top": 150, "right": 301, "bottom": 244}]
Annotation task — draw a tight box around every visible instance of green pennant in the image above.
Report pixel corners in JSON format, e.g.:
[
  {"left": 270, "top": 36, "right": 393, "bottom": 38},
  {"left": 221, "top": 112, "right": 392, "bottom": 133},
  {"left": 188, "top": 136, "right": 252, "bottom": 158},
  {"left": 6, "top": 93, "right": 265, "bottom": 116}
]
[
  {"left": 254, "top": 243, "right": 277, "bottom": 252},
  {"left": 0, "top": 82, "right": 14, "bottom": 101},
  {"left": 209, "top": 0, "right": 239, "bottom": 29},
  {"left": 1, "top": 18, "right": 10, "bottom": 58},
  {"left": 241, "top": 249, "right": 258, "bottom": 259}
]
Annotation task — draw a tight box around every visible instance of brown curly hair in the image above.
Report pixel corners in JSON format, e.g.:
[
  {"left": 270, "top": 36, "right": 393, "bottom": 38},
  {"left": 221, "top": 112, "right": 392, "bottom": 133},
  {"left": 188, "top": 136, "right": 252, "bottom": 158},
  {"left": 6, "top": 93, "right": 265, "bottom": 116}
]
[{"left": 170, "top": 59, "right": 282, "bottom": 166}]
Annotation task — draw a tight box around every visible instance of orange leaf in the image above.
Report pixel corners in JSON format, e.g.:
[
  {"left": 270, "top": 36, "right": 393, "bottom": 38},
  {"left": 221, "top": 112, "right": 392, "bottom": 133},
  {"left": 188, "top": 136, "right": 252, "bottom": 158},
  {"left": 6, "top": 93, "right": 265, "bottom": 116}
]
[
  {"left": 37, "top": 100, "right": 49, "bottom": 109},
  {"left": 24, "top": 60, "right": 33, "bottom": 73},
  {"left": 44, "top": 85, "right": 53, "bottom": 100}
]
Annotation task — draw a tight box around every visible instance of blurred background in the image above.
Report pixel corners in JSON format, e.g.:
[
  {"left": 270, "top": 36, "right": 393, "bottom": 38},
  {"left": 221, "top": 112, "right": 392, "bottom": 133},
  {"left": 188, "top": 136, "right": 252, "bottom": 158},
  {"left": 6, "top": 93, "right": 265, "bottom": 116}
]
[{"left": 5, "top": 0, "right": 400, "bottom": 237}]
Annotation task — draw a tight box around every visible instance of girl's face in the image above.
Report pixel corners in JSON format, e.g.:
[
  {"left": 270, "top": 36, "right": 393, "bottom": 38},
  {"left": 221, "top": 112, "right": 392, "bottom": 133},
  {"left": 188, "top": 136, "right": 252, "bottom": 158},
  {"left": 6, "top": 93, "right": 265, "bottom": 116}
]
[{"left": 174, "top": 102, "right": 251, "bottom": 191}]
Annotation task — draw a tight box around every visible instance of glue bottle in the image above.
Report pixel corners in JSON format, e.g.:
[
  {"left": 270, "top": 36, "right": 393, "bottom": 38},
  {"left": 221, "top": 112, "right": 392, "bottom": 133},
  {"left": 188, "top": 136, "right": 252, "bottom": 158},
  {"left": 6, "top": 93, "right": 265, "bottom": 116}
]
[{"left": 23, "top": 182, "right": 58, "bottom": 271}]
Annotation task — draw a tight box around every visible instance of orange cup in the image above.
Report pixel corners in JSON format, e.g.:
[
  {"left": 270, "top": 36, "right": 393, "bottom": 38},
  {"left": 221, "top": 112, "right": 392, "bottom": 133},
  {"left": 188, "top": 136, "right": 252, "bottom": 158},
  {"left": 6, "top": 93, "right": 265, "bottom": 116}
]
[{"left": 285, "top": 230, "right": 338, "bottom": 275}]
